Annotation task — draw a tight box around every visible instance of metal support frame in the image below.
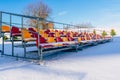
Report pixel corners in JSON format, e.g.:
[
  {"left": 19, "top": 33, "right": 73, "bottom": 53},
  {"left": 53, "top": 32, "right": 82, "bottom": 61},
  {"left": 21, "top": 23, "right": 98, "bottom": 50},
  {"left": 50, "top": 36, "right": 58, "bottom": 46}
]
[
  {"left": 23, "top": 42, "right": 26, "bottom": 58},
  {"left": 21, "top": 17, "right": 27, "bottom": 58},
  {"left": 0, "top": 11, "right": 2, "bottom": 37},
  {"left": 0, "top": 11, "right": 112, "bottom": 63},
  {"left": 0, "top": 11, "right": 1, "bottom": 55},
  {"left": 2, "top": 32, "right": 4, "bottom": 55},
  {"left": 10, "top": 14, "right": 15, "bottom": 56},
  {"left": 11, "top": 36, "right": 14, "bottom": 56},
  {"left": 0, "top": 12, "right": 4, "bottom": 55},
  {"left": 37, "top": 18, "right": 43, "bottom": 64}
]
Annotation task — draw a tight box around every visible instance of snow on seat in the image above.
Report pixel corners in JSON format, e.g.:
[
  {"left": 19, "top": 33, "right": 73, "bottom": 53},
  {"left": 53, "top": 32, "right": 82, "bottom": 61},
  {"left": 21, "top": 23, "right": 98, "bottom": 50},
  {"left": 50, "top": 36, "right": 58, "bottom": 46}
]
[{"left": 23, "top": 38, "right": 36, "bottom": 42}]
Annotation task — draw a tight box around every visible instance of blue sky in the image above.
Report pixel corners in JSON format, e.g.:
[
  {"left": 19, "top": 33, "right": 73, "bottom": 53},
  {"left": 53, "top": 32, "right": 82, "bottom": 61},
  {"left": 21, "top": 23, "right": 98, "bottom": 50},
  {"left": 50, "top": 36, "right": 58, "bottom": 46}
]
[{"left": 0, "top": 0, "right": 120, "bottom": 27}]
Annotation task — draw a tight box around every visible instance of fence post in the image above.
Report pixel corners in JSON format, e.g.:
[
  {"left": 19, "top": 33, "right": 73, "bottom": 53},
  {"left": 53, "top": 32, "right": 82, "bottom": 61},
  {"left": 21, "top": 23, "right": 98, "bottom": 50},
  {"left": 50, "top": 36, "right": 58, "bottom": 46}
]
[
  {"left": 37, "top": 18, "right": 43, "bottom": 65},
  {"left": 0, "top": 11, "right": 2, "bottom": 55},
  {"left": 0, "top": 11, "right": 2, "bottom": 37},
  {"left": 0, "top": 12, "right": 4, "bottom": 55}
]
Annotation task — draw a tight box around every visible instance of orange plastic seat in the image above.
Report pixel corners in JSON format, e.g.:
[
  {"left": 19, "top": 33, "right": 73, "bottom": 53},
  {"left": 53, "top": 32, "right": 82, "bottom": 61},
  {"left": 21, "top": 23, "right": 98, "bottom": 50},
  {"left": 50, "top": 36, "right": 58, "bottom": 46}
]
[
  {"left": 70, "top": 32, "right": 73, "bottom": 37},
  {"left": 2, "top": 25, "right": 10, "bottom": 33},
  {"left": 39, "top": 29, "right": 44, "bottom": 34},
  {"left": 47, "top": 37, "right": 55, "bottom": 43},
  {"left": 63, "top": 31, "right": 67, "bottom": 35},
  {"left": 55, "top": 32, "right": 60, "bottom": 37},
  {"left": 62, "top": 37, "right": 68, "bottom": 42},
  {"left": 78, "top": 37, "right": 82, "bottom": 43},
  {"left": 84, "top": 36, "right": 87, "bottom": 40},
  {"left": 50, "top": 29, "right": 55, "bottom": 33},
  {"left": 21, "top": 28, "right": 36, "bottom": 42},
  {"left": 42, "top": 33, "right": 48, "bottom": 39}
]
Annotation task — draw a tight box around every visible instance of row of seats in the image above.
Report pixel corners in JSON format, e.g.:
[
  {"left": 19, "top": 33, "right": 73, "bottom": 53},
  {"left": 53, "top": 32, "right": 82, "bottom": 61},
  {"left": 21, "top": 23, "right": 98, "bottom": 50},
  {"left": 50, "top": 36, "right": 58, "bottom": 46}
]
[{"left": 1, "top": 25, "right": 111, "bottom": 49}]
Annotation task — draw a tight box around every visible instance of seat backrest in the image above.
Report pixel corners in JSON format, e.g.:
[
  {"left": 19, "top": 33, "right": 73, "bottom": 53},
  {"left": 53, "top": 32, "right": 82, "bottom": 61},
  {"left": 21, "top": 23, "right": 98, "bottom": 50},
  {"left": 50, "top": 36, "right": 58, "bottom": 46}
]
[
  {"left": 70, "top": 32, "right": 73, "bottom": 37},
  {"left": 47, "top": 37, "right": 55, "bottom": 43},
  {"left": 41, "top": 32, "right": 48, "bottom": 39},
  {"left": 39, "top": 29, "right": 44, "bottom": 35},
  {"left": 36, "top": 37, "right": 47, "bottom": 47},
  {"left": 55, "top": 32, "right": 60, "bottom": 37},
  {"left": 11, "top": 26, "right": 20, "bottom": 34},
  {"left": 28, "top": 27, "right": 36, "bottom": 32},
  {"left": 68, "top": 37, "right": 74, "bottom": 41},
  {"left": 11, "top": 26, "right": 21, "bottom": 37},
  {"left": 63, "top": 31, "right": 67, "bottom": 35},
  {"left": 81, "top": 36, "right": 85, "bottom": 40},
  {"left": 21, "top": 28, "right": 32, "bottom": 39},
  {"left": 2, "top": 25, "right": 10, "bottom": 32},
  {"left": 48, "top": 33, "right": 54, "bottom": 37},
  {"left": 78, "top": 37, "right": 82, "bottom": 43},
  {"left": 84, "top": 35, "right": 87, "bottom": 40},
  {"left": 50, "top": 29, "right": 55, "bottom": 33},
  {"left": 56, "top": 37, "right": 63, "bottom": 42},
  {"left": 62, "top": 37, "right": 68, "bottom": 42},
  {"left": 28, "top": 27, "right": 38, "bottom": 38},
  {"left": 44, "top": 29, "right": 50, "bottom": 34}
]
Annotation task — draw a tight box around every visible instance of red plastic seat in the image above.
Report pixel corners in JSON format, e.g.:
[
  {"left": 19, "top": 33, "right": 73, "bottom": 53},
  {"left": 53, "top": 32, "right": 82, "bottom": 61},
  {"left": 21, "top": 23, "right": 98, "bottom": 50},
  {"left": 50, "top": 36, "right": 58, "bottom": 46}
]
[
  {"left": 44, "top": 29, "right": 50, "bottom": 34},
  {"left": 68, "top": 37, "right": 74, "bottom": 41},
  {"left": 48, "top": 33, "right": 54, "bottom": 37},
  {"left": 56, "top": 37, "right": 63, "bottom": 42},
  {"left": 11, "top": 26, "right": 21, "bottom": 37},
  {"left": 28, "top": 27, "right": 38, "bottom": 38},
  {"left": 36, "top": 36, "right": 54, "bottom": 48}
]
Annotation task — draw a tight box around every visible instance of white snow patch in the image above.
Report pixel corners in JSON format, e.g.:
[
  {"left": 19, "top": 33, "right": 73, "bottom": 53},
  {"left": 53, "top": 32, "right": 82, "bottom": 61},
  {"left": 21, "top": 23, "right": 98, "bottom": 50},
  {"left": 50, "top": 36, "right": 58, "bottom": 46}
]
[{"left": 0, "top": 37, "right": 120, "bottom": 80}]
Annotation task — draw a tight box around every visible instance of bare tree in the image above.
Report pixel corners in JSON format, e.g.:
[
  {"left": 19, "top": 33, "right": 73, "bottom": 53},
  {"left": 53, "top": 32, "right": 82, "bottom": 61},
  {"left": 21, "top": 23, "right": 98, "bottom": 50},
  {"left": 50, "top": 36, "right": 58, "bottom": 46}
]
[{"left": 24, "top": 1, "right": 52, "bottom": 29}]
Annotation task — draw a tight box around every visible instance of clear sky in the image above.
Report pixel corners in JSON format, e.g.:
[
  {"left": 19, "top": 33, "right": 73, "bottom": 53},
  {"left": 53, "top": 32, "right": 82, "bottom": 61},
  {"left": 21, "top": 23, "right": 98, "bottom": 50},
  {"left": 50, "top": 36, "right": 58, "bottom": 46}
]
[{"left": 0, "top": 0, "right": 120, "bottom": 28}]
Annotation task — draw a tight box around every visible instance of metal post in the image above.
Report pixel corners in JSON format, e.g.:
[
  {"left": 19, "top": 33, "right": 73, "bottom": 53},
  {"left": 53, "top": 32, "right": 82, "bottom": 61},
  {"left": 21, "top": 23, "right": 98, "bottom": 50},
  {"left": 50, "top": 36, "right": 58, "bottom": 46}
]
[
  {"left": 37, "top": 18, "right": 43, "bottom": 64},
  {"left": 0, "top": 11, "right": 2, "bottom": 54},
  {"left": 23, "top": 42, "right": 26, "bottom": 58},
  {"left": 21, "top": 17, "right": 26, "bottom": 58},
  {"left": 2, "top": 32, "right": 4, "bottom": 55},
  {"left": 0, "top": 11, "right": 2, "bottom": 37},
  {"left": 10, "top": 14, "right": 14, "bottom": 56},
  {"left": 0, "top": 12, "right": 4, "bottom": 55}
]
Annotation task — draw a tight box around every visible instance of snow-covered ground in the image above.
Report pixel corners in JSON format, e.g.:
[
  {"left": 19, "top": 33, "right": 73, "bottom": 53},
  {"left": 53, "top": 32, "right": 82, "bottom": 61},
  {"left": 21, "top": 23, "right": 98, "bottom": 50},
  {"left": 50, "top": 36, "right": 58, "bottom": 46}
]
[{"left": 0, "top": 37, "right": 120, "bottom": 80}]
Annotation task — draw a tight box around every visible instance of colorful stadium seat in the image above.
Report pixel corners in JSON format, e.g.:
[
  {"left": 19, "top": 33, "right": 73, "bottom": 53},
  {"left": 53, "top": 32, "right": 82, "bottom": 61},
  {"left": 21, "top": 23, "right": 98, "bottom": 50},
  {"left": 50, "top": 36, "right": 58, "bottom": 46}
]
[{"left": 2, "top": 25, "right": 10, "bottom": 33}]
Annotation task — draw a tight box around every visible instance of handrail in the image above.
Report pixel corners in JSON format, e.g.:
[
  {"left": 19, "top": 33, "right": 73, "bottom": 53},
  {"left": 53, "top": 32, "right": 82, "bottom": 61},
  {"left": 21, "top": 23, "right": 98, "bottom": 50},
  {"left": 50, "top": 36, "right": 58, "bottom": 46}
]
[{"left": 0, "top": 11, "right": 79, "bottom": 27}]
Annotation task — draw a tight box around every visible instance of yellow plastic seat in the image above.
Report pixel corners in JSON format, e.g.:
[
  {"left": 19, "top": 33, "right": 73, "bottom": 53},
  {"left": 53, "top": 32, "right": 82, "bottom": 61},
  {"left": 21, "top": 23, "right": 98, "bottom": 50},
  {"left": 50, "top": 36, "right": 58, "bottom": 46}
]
[
  {"left": 84, "top": 36, "right": 87, "bottom": 40},
  {"left": 62, "top": 37, "right": 68, "bottom": 42},
  {"left": 47, "top": 37, "right": 61, "bottom": 46},
  {"left": 50, "top": 29, "right": 55, "bottom": 33},
  {"left": 42, "top": 33, "right": 48, "bottom": 39},
  {"left": 78, "top": 37, "right": 81, "bottom": 43},
  {"left": 47, "top": 37, "right": 55, "bottom": 43},
  {"left": 70, "top": 32, "right": 73, "bottom": 37},
  {"left": 21, "top": 28, "right": 36, "bottom": 42},
  {"left": 63, "top": 31, "right": 67, "bottom": 35},
  {"left": 89, "top": 36, "right": 92, "bottom": 40},
  {"left": 39, "top": 29, "right": 44, "bottom": 34},
  {"left": 55, "top": 32, "right": 60, "bottom": 37},
  {"left": 47, "top": 22, "right": 54, "bottom": 29},
  {"left": 2, "top": 25, "right": 10, "bottom": 33}
]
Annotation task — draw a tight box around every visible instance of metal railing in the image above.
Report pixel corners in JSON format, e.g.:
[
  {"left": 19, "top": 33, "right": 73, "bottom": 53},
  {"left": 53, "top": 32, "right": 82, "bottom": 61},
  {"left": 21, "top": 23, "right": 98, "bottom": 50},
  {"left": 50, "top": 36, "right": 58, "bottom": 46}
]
[{"left": 0, "top": 11, "right": 111, "bottom": 64}]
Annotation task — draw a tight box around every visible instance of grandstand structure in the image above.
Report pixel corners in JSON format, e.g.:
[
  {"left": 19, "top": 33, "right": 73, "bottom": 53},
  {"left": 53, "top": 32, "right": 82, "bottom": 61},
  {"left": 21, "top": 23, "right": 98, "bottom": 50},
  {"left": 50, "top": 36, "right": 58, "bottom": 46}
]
[{"left": 0, "top": 11, "right": 112, "bottom": 64}]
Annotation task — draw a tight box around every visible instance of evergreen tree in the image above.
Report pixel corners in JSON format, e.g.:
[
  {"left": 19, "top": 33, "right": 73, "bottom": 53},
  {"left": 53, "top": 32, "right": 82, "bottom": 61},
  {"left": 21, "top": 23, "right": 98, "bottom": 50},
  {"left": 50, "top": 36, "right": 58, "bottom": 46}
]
[
  {"left": 93, "top": 29, "right": 96, "bottom": 34},
  {"left": 110, "top": 29, "right": 116, "bottom": 37},
  {"left": 102, "top": 30, "right": 107, "bottom": 37}
]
